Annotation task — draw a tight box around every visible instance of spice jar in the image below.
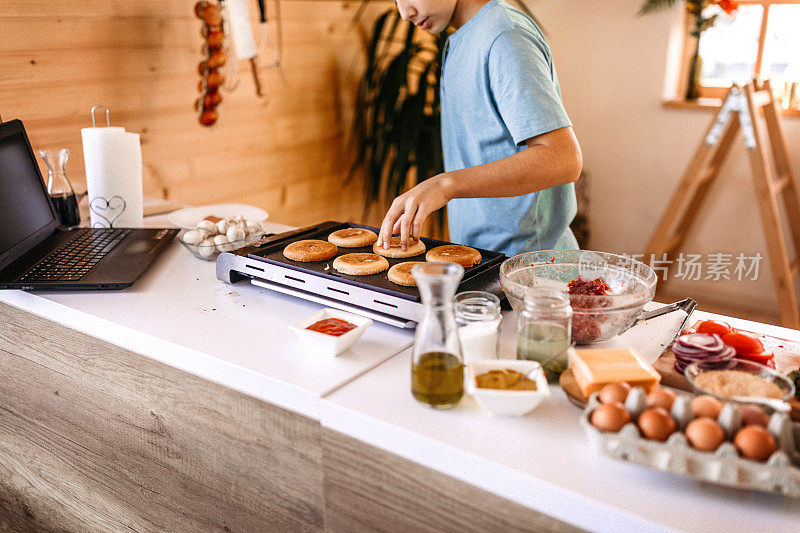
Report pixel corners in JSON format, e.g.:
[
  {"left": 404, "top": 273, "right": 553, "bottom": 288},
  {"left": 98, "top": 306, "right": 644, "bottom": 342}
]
[
  {"left": 454, "top": 291, "right": 502, "bottom": 363},
  {"left": 517, "top": 289, "right": 572, "bottom": 383}
]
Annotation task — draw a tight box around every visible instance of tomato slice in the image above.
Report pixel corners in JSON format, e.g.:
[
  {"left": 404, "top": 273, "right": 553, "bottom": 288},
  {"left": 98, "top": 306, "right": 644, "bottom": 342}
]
[
  {"left": 696, "top": 320, "right": 733, "bottom": 336},
  {"left": 721, "top": 332, "right": 765, "bottom": 354},
  {"left": 736, "top": 351, "right": 774, "bottom": 364}
]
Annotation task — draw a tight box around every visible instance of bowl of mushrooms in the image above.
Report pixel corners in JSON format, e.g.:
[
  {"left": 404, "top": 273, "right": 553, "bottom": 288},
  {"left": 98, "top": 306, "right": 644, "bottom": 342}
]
[{"left": 179, "top": 215, "right": 265, "bottom": 261}]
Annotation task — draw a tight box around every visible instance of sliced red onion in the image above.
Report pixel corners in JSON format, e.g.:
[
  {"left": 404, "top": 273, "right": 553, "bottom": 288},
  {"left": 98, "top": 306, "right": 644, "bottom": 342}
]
[
  {"left": 672, "top": 333, "right": 735, "bottom": 374},
  {"left": 675, "top": 333, "right": 724, "bottom": 351}
]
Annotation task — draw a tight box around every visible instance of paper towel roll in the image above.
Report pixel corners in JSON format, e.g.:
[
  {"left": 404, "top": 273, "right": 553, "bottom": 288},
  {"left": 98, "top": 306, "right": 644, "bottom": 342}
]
[
  {"left": 81, "top": 126, "right": 143, "bottom": 228},
  {"left": 227, "top": 0, "right": 257, "bottom": 59}
]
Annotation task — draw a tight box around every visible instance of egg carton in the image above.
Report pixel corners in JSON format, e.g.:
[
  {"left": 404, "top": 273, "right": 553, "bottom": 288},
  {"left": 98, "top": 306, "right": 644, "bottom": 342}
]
[{"left": 579, "top": 387, "right": 800, "bottom": 497}]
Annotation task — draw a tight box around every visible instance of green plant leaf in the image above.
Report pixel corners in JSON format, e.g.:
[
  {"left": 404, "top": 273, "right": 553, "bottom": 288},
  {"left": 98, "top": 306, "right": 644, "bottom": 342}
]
[{"left": 637, "top": 0, "right": 679, "bottom": 16}]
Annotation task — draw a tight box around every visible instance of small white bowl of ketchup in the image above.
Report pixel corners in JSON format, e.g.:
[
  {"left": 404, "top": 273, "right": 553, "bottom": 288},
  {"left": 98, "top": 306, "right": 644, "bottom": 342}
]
[{"left": 290, "top": 308, "right": 373, "bottom": 357}]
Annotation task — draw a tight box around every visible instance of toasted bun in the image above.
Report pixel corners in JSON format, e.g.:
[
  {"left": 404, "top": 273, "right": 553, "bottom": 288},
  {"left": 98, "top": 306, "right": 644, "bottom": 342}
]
[
  {"left": 328, "top": 227, "right": 378, "bottom": 248},
  {"left": 425, "top": 245, "right": 482, "bottom": 267},
  {"left": 373, "top": 236, "right": 426, "bottom": 258},
  {"left": 283, "top": 239, "right": 338, "bottom": 262},
  {"left": 387, "top": 261, "right": 424, "bottom": 286},
  {"left": 333, "top": 253, "right": 390, "bottom": 275}
]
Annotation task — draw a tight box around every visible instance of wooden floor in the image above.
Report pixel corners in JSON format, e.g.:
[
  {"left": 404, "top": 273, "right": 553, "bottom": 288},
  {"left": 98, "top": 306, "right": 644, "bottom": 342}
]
[{"left": 0, "top": 301, "right": 578, "bottom": 532}]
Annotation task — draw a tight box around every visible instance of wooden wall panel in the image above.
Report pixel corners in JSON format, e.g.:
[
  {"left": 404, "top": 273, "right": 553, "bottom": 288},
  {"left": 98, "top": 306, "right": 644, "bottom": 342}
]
[
  {"left": 0, "top": 301, "right": 325, "bottom": 532},
  {"left": 0, "top": 0, "right": 391, "bottom": 228},
  {"left": 322, "top": 428, "right": 584, "bottom": 533}
]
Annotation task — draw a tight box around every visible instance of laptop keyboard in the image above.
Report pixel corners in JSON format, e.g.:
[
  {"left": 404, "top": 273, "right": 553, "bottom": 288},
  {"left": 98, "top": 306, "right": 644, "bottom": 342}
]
[{"left": 19, "top": 228, "right": 131, "bottom": 282}]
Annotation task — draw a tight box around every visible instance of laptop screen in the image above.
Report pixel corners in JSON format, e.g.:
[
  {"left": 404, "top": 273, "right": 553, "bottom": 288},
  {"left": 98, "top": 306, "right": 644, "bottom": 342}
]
[{"left": 0, "top": 123, "right": 57, "bottom": 261}]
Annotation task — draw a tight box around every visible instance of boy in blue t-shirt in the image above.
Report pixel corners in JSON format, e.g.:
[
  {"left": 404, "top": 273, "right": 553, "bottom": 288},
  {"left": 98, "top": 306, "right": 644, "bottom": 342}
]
[{"left": 378, "top": 0, "right": 582, "bottom": 256}]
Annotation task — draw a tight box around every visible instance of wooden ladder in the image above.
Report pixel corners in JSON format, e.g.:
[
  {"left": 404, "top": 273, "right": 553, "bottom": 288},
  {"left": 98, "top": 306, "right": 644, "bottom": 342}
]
[{"left": 645, "top": 80, "right": 800, "bottom": 329}]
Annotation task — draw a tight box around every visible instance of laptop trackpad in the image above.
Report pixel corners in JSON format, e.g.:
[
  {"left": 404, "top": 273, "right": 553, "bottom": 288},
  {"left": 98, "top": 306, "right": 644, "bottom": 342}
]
[{"left": 125, "top": 239, "right": 158, "bottom": 255}]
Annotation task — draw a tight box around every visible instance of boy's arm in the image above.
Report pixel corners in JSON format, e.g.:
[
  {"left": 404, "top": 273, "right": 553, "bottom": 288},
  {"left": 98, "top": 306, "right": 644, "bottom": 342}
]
[{"left": 377, "top": 125, "right": 582, "bottom": 250}]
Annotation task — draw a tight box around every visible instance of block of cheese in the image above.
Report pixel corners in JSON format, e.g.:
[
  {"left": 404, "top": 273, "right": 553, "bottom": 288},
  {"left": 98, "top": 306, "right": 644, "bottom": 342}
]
[{"left": 569, "top": 347, "right": 661, "bottom": 397}]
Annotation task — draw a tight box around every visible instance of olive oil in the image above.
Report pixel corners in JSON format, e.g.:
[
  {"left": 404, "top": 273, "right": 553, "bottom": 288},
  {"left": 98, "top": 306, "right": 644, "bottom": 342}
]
[{"left": 411, "top": 351, "right": 464, "bottom": 408}]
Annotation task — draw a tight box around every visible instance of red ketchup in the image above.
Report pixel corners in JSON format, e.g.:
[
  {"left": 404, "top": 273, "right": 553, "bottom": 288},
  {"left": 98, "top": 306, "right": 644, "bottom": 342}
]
[{"left": 306, "top": 318, "right": 357, "bottom": 337}]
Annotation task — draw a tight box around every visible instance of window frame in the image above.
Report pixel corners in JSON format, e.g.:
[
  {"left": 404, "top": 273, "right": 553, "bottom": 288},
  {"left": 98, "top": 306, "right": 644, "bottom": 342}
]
[{"left": 680, "top": 0, "right": 800, "bottom": 99}]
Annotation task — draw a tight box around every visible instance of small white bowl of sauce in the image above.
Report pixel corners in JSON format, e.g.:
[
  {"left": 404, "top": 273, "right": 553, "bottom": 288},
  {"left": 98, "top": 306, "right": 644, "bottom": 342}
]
[{"left": 290, "top": 308, "right": 373, "bottom": 357}]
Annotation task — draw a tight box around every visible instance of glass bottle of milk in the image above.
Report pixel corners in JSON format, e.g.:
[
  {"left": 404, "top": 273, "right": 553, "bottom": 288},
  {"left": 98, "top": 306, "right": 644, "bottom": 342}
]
[{"left": 454, "top": 291, "right": 502, "bottom": 363}]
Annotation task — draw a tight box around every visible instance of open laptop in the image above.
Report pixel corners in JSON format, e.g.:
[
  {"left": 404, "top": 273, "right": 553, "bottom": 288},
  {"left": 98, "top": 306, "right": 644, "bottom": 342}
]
[{"left": 0, "top": 119, "right": 178, "bottom": 290}]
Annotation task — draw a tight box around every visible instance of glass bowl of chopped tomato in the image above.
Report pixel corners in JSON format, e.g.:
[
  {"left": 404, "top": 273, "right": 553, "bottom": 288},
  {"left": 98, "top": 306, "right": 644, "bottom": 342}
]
[{"left": 500, "top": 250, "right": 657, "bottom": 344}]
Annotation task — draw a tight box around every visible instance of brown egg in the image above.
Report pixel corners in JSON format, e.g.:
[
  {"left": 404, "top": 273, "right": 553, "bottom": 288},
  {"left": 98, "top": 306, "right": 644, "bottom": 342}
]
[
  {"left": 590, "top": 402, "right": 631, "bottom": 433},
  {"left": 598, "top": 382, "right": 631, "bottom": 405},
  {"left": 739, "top": 405, "right": 770, "bottom": 428},
  {"left": 734, "top": 425, "right": 777, "bottom": 461},
  {"left": 690, "top": 395, "right": 723, "bottom": 420},
  {"left": 685, "top": 417, "right": 726, "bottom": 452},
  {"left": 646, "top": 385, "right": 677, "bottom": 411},
  {"left": 637, "top": 407, "right": 677, "bottom": 441}
]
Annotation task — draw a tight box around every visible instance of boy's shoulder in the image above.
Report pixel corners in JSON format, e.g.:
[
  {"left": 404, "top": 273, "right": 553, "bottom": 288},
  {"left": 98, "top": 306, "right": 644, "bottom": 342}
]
[{"left": 461, "top": 0, "right": 546, "bottom": 48}]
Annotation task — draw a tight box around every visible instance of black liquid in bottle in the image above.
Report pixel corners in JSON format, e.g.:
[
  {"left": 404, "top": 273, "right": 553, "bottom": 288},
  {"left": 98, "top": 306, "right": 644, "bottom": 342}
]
[{"left": 50, "top": 192, "right": 80, "bottom": 228}]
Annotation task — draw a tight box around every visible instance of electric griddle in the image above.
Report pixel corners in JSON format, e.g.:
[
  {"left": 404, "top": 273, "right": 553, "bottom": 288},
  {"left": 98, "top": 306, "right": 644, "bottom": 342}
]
[{"left": 216, "top": 221, "right": 508, "bottom": 328}]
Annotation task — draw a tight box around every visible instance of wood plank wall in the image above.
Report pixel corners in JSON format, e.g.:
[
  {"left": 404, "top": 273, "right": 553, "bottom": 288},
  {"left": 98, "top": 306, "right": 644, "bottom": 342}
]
[
  {"left": 0, "top": 0, "right": 392, "bottom": 227},
  {"left": 0, "top": 301, "right": 325, "bottom": 531}
]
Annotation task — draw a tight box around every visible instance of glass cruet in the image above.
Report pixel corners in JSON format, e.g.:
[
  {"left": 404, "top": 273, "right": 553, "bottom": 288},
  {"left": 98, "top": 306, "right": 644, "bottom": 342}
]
[
  {"left": 39, "top": 148, "right": 80, "bottom": 228},
  {"left": 410, "top": 262, "right": 465, "bottom": 408}
]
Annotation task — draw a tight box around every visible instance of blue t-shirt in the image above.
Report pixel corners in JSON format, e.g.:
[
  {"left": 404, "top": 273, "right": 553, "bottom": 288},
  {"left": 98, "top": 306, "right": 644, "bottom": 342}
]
[{"left": 440, "top": 0, "right": 578, "bottom": 255}]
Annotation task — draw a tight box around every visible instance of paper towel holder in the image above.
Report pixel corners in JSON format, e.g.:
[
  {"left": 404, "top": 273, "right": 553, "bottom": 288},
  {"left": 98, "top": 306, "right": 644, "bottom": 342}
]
[{"left": 90, "top": 105, "right": 111, "bottom": 128}]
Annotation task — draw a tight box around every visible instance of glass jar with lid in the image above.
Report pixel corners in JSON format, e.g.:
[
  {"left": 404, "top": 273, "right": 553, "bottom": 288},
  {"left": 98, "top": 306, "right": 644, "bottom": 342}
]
[
  {"left": 516, "top": 289, "right": 572, "bottom": 383},
  {"left": 454, "top": 291, "right": 501, "bottom": 363}
]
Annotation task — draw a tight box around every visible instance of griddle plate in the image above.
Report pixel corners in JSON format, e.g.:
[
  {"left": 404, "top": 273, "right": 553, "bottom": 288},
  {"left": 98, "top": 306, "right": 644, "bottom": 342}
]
[{"left": 237, "top": 221, "right": 507, "bottom": 303}]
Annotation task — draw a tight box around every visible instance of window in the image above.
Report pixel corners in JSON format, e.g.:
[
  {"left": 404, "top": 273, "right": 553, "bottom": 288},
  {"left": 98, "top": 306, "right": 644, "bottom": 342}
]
[{"left": 690, "top": 0, "right": 800, "bottom": 107}]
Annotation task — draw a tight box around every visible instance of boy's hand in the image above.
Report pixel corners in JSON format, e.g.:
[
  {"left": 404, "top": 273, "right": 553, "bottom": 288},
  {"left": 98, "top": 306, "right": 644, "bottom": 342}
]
[{"left": 378, "top": 173, "right": 453, "bottom": 250}]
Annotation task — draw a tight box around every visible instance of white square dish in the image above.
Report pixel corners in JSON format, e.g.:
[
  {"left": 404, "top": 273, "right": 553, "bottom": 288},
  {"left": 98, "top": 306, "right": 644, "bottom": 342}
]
[
  {"left": 466, "top": 359, "right": 550, "bottom": 416},
  {"left": 290, "top": 308, "right": 373, "bottom": 357}
]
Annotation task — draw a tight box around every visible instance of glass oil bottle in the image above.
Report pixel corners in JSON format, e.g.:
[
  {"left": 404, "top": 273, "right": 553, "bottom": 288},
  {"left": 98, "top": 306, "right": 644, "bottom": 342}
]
[{"left": 410, "top": 262, "right": 465, "bottom": 408}]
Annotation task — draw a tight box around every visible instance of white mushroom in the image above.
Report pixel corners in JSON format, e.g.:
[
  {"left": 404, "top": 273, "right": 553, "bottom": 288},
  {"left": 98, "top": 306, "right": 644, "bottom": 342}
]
[
  {"left": 182, "top": 230, "right": 204, "bottom": 245},
  {"left": 197, "top": 237, "right": 216, "bottom": 258},
  {"left": 226, "top": 226, "right": 246, "bottom": 243},
  {"left": 197, "top": 219, "right": 216, "bottom": 233},
  {"left": 214, "top": 234, "right": 232, "bottom": 253}
]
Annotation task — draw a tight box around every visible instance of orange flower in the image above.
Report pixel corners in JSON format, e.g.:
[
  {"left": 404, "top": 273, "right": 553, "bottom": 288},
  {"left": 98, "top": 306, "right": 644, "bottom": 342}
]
[{"left": 714, "top": 0, "right": 738, "bottom": 14}]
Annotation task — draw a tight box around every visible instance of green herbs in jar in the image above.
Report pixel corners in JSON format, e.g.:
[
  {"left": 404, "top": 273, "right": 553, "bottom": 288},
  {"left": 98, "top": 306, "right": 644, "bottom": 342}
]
[{"left": 517, "top": 322, "right": 570, "bottom": 382}]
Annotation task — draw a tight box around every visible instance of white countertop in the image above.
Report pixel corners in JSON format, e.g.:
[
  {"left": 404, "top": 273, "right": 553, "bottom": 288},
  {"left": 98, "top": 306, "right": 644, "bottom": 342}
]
[
  {"left": 321, "top": 309, "right": 800, "bottom": 533},
  {"left": 0, "top": 217, "right": 414, "bottom": 419},
  {"left": 3, "top": 213, "right": 799, "bottom": 530}
]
